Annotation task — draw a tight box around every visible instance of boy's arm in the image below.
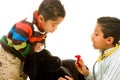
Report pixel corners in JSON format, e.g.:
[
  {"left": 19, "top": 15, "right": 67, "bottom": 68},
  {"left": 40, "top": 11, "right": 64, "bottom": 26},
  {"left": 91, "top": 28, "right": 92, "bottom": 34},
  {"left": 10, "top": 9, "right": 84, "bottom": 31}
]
[
  {"left": 7, "top": 21, "right": 33, "bottom": 56},
  {"left": 85, "top": 71, "right": 94, "bottom": 80}
]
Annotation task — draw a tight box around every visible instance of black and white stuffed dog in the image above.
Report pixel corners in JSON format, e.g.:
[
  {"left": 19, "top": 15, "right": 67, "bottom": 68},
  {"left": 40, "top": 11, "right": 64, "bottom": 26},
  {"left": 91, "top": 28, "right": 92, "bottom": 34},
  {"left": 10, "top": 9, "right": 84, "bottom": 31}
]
[{"left": 23, "top": 49, "right": 86, "bottom": 80}]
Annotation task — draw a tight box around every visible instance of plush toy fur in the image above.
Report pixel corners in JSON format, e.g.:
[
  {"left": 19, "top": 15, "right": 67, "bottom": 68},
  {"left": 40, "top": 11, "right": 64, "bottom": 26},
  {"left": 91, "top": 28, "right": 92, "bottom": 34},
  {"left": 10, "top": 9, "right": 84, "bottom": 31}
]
[{"left": 23, "top": 49, "right": 86, "bottom": 80}]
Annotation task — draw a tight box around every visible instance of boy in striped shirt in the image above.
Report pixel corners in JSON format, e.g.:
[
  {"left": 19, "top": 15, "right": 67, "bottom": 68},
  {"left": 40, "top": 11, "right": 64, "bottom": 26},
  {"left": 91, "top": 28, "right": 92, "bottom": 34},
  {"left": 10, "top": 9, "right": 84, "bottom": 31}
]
[{"left": 0, "top": 0, "right": 65, "bottom": 80}]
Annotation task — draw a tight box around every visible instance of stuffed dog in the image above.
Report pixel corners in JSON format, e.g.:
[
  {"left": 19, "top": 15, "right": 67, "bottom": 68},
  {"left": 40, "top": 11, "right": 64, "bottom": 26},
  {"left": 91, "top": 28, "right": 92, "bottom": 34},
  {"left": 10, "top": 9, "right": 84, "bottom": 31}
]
[{"left": 23, "top": 49, "right": 86, "bottom": 80}]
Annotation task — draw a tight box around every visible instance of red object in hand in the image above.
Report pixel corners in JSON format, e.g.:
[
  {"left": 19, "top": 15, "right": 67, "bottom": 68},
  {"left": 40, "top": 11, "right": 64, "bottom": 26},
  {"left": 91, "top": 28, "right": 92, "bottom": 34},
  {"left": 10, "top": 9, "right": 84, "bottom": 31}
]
[{"left": 75, "top": 55, "right": 81, "bottom": 67}]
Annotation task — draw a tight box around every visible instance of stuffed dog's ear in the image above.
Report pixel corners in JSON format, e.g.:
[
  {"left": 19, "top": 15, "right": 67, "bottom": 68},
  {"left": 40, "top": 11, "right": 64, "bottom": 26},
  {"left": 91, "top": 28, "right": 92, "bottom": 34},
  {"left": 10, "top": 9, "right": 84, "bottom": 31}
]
[{"left": 23, "top": 49, "right": 61, "bottom": 80}]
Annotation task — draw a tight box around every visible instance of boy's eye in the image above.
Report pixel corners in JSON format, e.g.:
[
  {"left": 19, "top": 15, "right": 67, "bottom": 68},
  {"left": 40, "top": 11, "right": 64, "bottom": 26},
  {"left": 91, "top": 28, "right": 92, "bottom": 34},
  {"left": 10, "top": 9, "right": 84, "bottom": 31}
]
[
  {"left": 52, "top": 24, "right": 57, "bottom": 27},
  {"left": 95, "top": 33, "right": 98, "bottom": 36},
  {"left": 52, "top": 24, "right": 55, "bottom": 27},
  {"left": 94, "top": 32, "right": 98, "bottom": 36},
  {"left": 94, "top": 31, "right": 98, "bottom": 36}
]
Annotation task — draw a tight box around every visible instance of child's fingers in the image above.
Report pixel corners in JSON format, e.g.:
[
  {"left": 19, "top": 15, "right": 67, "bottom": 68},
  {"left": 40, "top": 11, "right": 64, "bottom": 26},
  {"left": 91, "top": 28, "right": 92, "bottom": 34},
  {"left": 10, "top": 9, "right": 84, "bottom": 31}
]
[
  {"left": 58, "top": 76, "right": 73, "bottom": 80},
  {"left": 58, "top": 77, "right": 67, "bottom": 80},
  {"left": 64, "top": 76, "right": 73, "bottom": 80}
]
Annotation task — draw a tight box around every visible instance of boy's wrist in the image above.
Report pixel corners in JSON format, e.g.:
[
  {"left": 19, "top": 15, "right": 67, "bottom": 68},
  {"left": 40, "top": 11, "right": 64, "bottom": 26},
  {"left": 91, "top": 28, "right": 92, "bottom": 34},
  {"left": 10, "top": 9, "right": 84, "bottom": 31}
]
[
  {"left": 85, "top": 70, "right": 93, "bottom": 79},
  {"left": 84, "top": 69, "right": 89, "bottom": 77}
]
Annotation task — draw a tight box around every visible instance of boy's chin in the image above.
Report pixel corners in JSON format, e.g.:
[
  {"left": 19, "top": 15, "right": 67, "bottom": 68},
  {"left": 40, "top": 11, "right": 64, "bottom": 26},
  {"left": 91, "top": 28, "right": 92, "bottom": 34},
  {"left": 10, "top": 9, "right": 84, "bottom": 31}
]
[
  {"left": 50, "top": 31, "right": 55, "bottom": 33},
  {"left": 46, "top": 31, "right": 54, "bottom": 33}
]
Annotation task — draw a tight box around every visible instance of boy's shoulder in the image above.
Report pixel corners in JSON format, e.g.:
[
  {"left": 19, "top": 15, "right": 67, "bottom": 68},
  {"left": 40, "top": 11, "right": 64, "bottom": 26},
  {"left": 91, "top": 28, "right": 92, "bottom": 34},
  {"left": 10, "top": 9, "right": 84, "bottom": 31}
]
[
  {"left": 15, "top": 18, "right": 33, "bottom": 35},
  {"left": 15, "top": 17, "right": 33, "bottom": 27}
]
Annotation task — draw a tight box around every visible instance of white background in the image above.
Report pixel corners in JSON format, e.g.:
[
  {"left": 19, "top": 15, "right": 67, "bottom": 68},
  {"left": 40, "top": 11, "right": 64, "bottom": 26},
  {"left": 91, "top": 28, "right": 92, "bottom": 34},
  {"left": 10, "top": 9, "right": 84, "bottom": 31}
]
[{"left": 0, "top": 0, "right": 120, "bottom": 78}]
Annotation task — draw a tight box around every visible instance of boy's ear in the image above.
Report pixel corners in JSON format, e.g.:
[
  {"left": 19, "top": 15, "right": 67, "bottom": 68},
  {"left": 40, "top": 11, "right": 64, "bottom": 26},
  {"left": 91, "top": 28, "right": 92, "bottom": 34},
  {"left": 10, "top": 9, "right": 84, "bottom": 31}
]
[
  {"left": 38, "top": 15, "right": 45, "bottom": 22},
  {"left": 106, "top": 37, "right": 114, "bottom": 44}
]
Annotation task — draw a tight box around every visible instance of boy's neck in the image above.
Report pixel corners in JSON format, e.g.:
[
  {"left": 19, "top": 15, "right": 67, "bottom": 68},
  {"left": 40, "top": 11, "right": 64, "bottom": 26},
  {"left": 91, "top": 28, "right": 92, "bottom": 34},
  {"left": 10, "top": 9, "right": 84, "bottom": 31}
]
[
  {"left": 100, "top": 44, "right": 115, "bottom": 54},
  {"left": 97, "top": 44, "right": 119, "bottom": 62}
]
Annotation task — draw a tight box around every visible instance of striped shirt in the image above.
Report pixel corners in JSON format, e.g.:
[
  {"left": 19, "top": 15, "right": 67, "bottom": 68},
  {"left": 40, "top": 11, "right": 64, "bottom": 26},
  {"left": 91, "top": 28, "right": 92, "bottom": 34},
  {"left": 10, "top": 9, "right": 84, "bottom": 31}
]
[
  {"left": 0, "top": 17, "right": 46, "bottom": 60},
  {"left": 86, "top": 45, "right": 120, "bottom": 80}
]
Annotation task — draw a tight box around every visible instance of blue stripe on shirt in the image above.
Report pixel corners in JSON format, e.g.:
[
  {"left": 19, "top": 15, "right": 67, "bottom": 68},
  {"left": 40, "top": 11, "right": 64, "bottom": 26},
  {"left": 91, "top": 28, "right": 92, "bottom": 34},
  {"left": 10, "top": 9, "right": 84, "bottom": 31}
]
[{"left": 10, "top": 27, "right": 28, "bottom": 41}]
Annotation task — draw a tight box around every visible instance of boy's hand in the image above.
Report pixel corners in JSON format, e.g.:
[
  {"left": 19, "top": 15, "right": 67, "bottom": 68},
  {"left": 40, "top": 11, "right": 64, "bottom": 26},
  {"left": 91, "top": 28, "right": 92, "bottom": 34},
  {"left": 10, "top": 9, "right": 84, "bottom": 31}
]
[
  {"left": 34, "top": 43, "right": 44, "bottom": 52},
  {"left": 75, "top": 59, "right": 89, "bottom": 77},
  {"left": 58, "top": 75, "right": 73, "bottom": 80}
]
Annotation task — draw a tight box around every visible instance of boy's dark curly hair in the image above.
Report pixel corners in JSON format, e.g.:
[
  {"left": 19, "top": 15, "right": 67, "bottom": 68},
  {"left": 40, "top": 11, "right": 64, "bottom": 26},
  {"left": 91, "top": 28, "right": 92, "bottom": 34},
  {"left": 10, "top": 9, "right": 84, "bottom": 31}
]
[{"left": 38, "top": 0, "right": 65, "bottom": 21}]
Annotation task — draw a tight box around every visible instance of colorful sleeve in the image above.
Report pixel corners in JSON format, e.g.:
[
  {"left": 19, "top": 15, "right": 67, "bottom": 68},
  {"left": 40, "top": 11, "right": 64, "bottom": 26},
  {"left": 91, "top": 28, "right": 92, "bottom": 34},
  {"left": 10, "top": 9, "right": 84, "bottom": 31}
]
[{"left": 7, "top": 21, "right": 33, "bottom": 56}]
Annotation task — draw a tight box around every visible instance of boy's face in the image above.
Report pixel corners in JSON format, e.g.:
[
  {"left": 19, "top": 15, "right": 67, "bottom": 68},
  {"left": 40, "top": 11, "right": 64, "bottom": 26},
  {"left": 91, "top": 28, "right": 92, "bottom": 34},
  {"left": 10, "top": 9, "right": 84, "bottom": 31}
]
[
  {"left": 91, "top": 23, "right": 112, "bottom": 50},
  {"left": 39, "top": 16, "right": 64, "bottom": 33}
]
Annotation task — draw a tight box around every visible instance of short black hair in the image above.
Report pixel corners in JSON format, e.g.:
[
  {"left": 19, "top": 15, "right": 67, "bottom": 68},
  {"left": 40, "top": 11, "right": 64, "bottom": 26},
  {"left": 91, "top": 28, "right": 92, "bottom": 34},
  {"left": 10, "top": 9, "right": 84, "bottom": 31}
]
[
  {"left": 97, "top": 16, "right": 120, "bottom": 45},
  {"left": 38, "top": 0, "right": 66, "bottom": 21}
]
